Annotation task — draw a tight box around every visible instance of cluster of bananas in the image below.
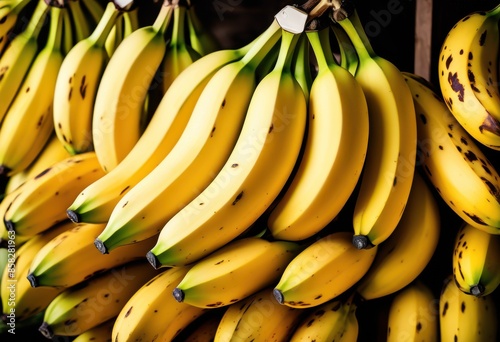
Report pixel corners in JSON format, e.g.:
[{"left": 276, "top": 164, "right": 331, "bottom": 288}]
[{"left": 0, "top": 0, "right": 499, "bottom": 340}]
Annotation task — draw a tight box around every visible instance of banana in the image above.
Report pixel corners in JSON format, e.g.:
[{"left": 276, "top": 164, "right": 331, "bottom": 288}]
[
  {"left": 453, "top": 222, "right": 500, "bottom": 297},
  {"left": 112, "top": 266, "right": 206, "bottom": 342},
  {"left": 355, "top": 172, "right": 441, "bottom": 301},
  {"left": 291, "top": 32, "right": 312, "bottom": 103},
  {"left": 3, "top": 151, "right": 106, "bottom": 237},
  {"left": 267, "top": 27, "right": 369, "bottom": 242},
  {"left": 439, "top": 274, "right": 498, "bottom": 341},
  {"left": 0, "top": 0, "right": 50, "bottom": 125},
  {"left": 334, "top": 9, "right": 417, "bottom": 249},
  {"left": 387, "top": 280, "right": 439, "bottom": 342},
  {"left": 0, "top": 0, "right": 31, "bottom": 56},
  {"left": 289, "top": 293, "right": 358, "bottom": 342},
  {"left": 185, "top": 2, "right": 218, "bottom": 56},
  {"left": 92, "top": 19, "right": 283, "bottom": 254},
  {"left": 72, "top": 318, "right": 114, "bottom": 342},
  {"left": 273, "top": 231, "right": 377, "bottom": 309},
  {"left": 1, "top": 220, "right": 76, "bottom": 322},
  {"left": 26, "top": 223, "right": 157, "bottom": 288},
  {"left": 91, "top": 0, "right": 174, "bottom": 172},
  {"left": 171, "top": 237, "right": 301, "bottom": 308},
  {"left": 402, "top": 72, "right": 500, "bottom": 233},
  {"left": 79, "top": 0, "right": 104, "bottom": 27},
  {"left": 53, "top": 1, "right": 125, "bottom": 155},
  {"left": 66, "top": 42, "right": 252, "bottom": 225},
  {"left": 38, "top": 260, "right": 159, "bottom": 339},
  {"left": 213, "top": 287, "right": 304, "bottom": 342},
  {"left": 0, "top": 3, "right": 65, "bottom": 177},
  {"left": 437, "top": 5, "right": 500, "bottom": 150},
  {"left": 146, "top": 29, "right": 306, "bottom": 268}
]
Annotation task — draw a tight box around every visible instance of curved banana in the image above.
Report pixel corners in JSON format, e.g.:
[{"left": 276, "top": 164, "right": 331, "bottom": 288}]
[
  {"left": 26, "top": 223, "right": 157, "bottom": 288},
  {"left": 112, "top": 266, "right": 206, "bottom": 342},
  {"left": 0, "top": 220, "right": 75, "bottom": 322},
  {"left": 273, "top": 231, "right": 377, "bottom": 309},
  {"left": 92, "top": 20, "right": 283, "bottom": 254},
  {"left": 402, "top": 72, "right": 500, "bottom": 233},
  {"left": 146, "top": 29, "right": 306, "bottom": 268},
  {"left": 268, "top": 27, "right": 369, "bottom": 242},
  {"left": 0, "top": 0, "right": 50, "bottom": 125},
  {"left": 171, "top": 237, "right": 301, "bottom": 308},
  {"left": 387, "top": 280, "right": 439, "bottom": 342},
  {"left": 91, "top": 0, "right": 174, "bottom": 172},
  {"left": 335, "top": 9, "right": 417, "bottom": 249},
  {"left": 438, "top": 5, "right": 500, "bottom": 150},
  {"left": 439, "top": 274, "right": 498, "bottom": 341},
  {"left": 72, "top": 318, "right": 114, "bottom": 342},
  {"left": 53, "top": 1, "right": 124, "bottom": 155},
  {"left": 453, "top": 222, "right": 500, "bottom": 297},
  {"left": 38, "top": 260, "right": 159, "bottom": 339},
  {"left": 0, "top": 0, "right": 31, "bottom": 56},
  {"left": 355, "top": 172, "right": 441, "bottom": 301},
  {"left": 289, "top": 293, "right": 358, "bottom": 342},
  {"left": 0, "top": 3, "right": 65, "bottom": 177},
  {"left": 3, "top": 151, "right": 106, "bottom": 237},
  {"left": 213, "top": 287, "right": 303, "bottom": 342}
]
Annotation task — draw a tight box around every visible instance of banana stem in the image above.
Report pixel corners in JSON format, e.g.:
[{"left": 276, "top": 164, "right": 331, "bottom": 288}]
[
  {"left": 331, "top": 23, "right": 358, "bottom": 74},
  {"left": 22, "top": 0, "right": 51, "bottom": 39},
  {"left": 274, "top": 30, "right": 301, "bottom": 73},
  {"left": 45, "top": 5, "right": 64, "bottom": 52},
  {"left": 240, "top": 20, "right": 282, "bottom": 70},
  {"left": 89, "top": 1, "right": 122, "bottom": 48},
  {"left": 152, "top": 1, "right": 174, "bottom": 36},
  {"left": 307, "top": 28, "right": 336, "bottom": 73},
  {"left": 335, "top": 10, "right": 376, "bottom": 61},
  {"left": 169, "top": 5, "right": 186, "bottom": 47},
  {"left": 488, "top": 3, "right": 500, "bottom": 18}
]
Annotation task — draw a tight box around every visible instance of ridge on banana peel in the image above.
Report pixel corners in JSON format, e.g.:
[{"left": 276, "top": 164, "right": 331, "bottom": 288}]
[{"left": 333, "top": 5, "right": 417, "bottom": 250}]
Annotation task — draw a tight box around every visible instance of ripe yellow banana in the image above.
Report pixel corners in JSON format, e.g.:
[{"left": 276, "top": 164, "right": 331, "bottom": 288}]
[
  {"left": 147, "top": 29, "right": 306, "bottom": 268},
  {"left": 439, "top": 274, "right": 498, "bottom": 341},
  {"left": 26, "top": 222, "right": 157, "bottom": 288},
  {"left": 53, "top": 1, "right": 125, "bottom": 155},
  {"left": 355, "top": 172, "right": 441, "bottom": 301},
  {"left": 335, "top": 9, "right": 417, "bottom": 249},
  {"left": 38, "top": 260, "right": 159, "bottom": 339},
  {"left": 387, "top": 280, "right": 439, "bottom": 342},
  {"left": 3, "top": 151, "right": 106, "bottom": 237},
  {"left": 268, "top": 27, "right": 369, "bottom": 241},
  {"left": 0, "top": 3, "right": 65, "bottom": 177},
  {"left": 438, "top": 5, "right": 500, "bottom": 150},
  {"left": 91, "top": 0, "right": 174, "bottom": 172},
  {"left": 0, "top": 220, "right": 75, "bottom": 322},
  {"left": 112, "top": 266, "right": 206, "bottom": 342},
  {"left": 72, "top": 318, "right": 114, "bottom": 342},
  {"left": 403, "top": 72, "right": 500, "bottom": 233},
  {"left": 289, "top": 293, "right": 358, "bottom": 342},
  {"left": 93, "top": 20, "right": 283, "bottom": 254},
  {"left": 453, "top": 222, "right": 500, "bottom": 297},
  {"left": 172, "top": 237, "right": 301, "bottom": 308},
  {"left": 213, "top": 287, "right": 303, "bottom": 342},
  {"left": 273, "top": 231, "right": 377, "bottom": 309},
  {"left": 0, "top": 0, "right": 50, "bottom": 125},
  {"left": 0, "top": 0, "right": 31, "bottom": 56}
]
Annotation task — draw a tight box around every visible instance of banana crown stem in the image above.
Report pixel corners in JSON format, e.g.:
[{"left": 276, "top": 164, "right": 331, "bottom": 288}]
[{"left": 89, "top": 1, "right": 122, "bottom": 48}]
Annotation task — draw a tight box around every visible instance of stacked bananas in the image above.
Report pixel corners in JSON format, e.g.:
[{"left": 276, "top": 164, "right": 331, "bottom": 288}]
[{"left": 0, "top": 0, "right": 499, "bottom": 340}]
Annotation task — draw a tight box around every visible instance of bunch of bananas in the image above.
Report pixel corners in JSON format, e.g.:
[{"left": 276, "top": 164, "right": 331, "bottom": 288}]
[{"left": 0, "top": 0, "right": 499, "bottom": 340}]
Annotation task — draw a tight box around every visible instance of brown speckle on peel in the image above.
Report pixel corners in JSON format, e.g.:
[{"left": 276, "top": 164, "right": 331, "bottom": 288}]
[
  {"left": 446, "top": 55, "right": 453, "bottom": 69},
  {"left": 124, "top": 306, "right": 132, "bottom": 317},
  {"left": 232, "top": 191, "right": 243, "bottom": 205},
  {"left": 269, "top": 124, "right": 274, "bottom": 133},
  {"left": 448, "top": 72, "right": 465, "bottom": 102},
  {"left": 463, "top": 211, "right": 487, "bottom": 225},
  {"left": 80, "top": 75, "right": 87, "bottom": 99},
  {"left": 119, "top": 186, "right": 130, "bottom": 196},
  {"left": 442, "top": 302, "right": 449, "bottom": 316},
  {"left": 210, "top": 126, "right": 216, "bottom": 137},
  {"left": 479, "top": 114, "right": 500, "bottom": 135}
]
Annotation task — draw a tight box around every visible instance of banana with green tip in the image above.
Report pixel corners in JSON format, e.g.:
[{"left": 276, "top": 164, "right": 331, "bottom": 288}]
[
  {"left": 355, "top": 172, "right": 441, "bottom": 301},
  {"left": 171, "top": 237, "right": 301, "bottom": 308},
  {"left": 403, "top": 72, "right": 500, "bottom": 233},
  {"left": 92, "top": 19, "right": 283, "bottom": 254},
  {"left": 387, "top": 280, "right": 439, "bottom": 342},
  {"left": 289, "top": 293, "right": 358, "bottom": 342},
  {"left": 72, "top": 318, "right": 114, "bottom": 342},
  {"left": 79, "top": 0, "right": 104, "bottom": 27},
  {"left": 453, "top": 222, "right": 500, "bottom": 297},
  {"left": 268, "top": 27, "right": 369, "bottom": 242},
  {"left": 66, "top": 0, "right": 92, "bottom": 43},
  {"left": 185, "top": 2, "right": 218, "bottom": 56},
  {"left": 53, "top": 1, "right": 125, "bottom": 155},
  {"left": 213, "top": 287, "right": 304, "bottom": 342},
  {"left": 0, "top": 0, "right": 50, "bottom": 125},
  {"left": 335, "top": 9, "right": 417, "bottom": 250},
  {"left": 331, "top": 21, "right": 358, "bottom": 75},
  {"left": 112, "top": 266, "right": 206, "bottom": 342},
  {"left": 439, "top": 274, "right": 498, "bottom": 341},
  {"left": 0, "top": 3, "right": 65, "bottom": 177},
  {"left": 66, "top": 40, "right": 252, "bottom": 225},
  {"left": 3, "top": 151, "right": 106, "bottom": 237},
  {"left": 91, "top": 0, "right": 174, "bottom": 172},
  {"left": 0, "top": 0, "right": 31, "bottom": 56},
  {"left": 273, "top": 231, "right": 377, "bottom": 309},
  {"left": 26, "top": 222, "right": 157, "bottom": 288},
  {"left": 438, "top": 5, "right": 500, "bottom": 150},
  {"left": 38, "top": 260, "right": 159, "bottom": 339}
]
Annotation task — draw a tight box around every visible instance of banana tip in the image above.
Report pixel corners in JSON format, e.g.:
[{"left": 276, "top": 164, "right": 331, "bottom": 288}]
[
  {"left": 146, "top": 251, "right": 161, "bottom": 269},
  {"left": 172, "top": 288, "right": 185, "bottom": 302},
  {"left": 38, "top": 322, "right": 54, "bottom": 339},
  {"left": 94, "top": 239, "right": 109, "bottom": 254},
  {"left": 66, "top": 209, "right": 80, "bottom": 223},
  {"left": 273, "top": 288, "right": 284, "bottom": 304},
  {"left": 471, "top": 284, "right": 485, "bottom": 297},
  {"left": 26, "top": 273, "right": 39, "bottom": 288},
  {"left": 352, "top": 235, "right": 372, "bottom": 249},
  {"left": 4, "top": 220, "right": 14, "bottom": 232}
]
